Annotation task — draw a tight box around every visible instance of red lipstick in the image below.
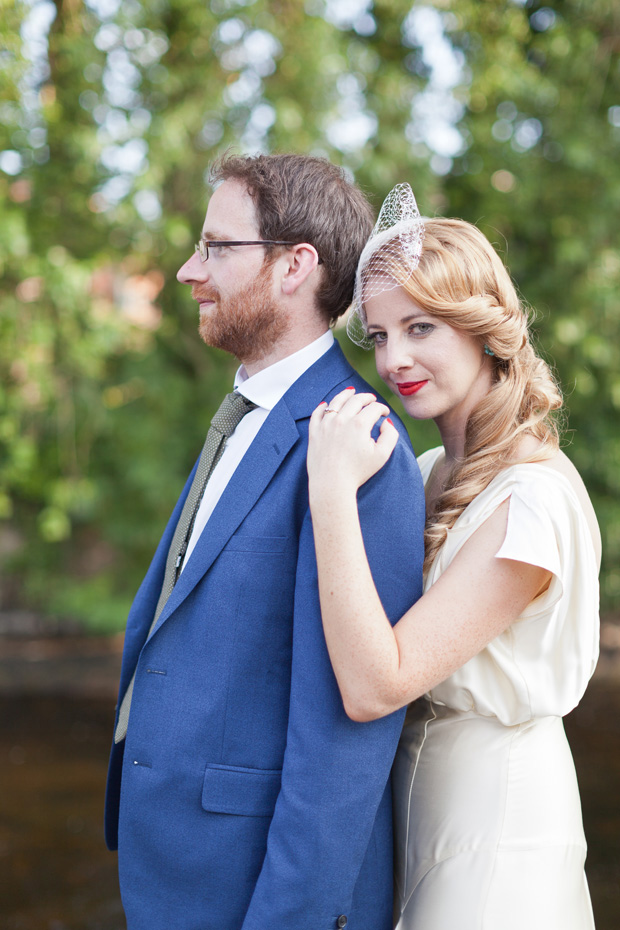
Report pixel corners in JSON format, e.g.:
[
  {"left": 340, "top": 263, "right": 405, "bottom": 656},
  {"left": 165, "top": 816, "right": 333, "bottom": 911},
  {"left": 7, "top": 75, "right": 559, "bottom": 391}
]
[{"left": 397, "top": 381, "right": 428, "bottom": 396}]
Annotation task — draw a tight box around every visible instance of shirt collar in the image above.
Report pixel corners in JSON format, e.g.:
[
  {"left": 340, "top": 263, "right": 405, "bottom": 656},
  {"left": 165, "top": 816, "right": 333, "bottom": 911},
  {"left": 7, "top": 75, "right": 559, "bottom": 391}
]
[{"left": 234, "top": 330, "right": 335, "bottom": 411}]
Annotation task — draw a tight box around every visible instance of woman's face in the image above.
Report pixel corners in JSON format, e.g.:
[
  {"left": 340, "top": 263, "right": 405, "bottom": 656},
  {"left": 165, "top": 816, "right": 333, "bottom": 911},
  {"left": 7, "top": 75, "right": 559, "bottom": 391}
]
[{"left": 364, "top": 285, "right": 494, "bottom": 435}]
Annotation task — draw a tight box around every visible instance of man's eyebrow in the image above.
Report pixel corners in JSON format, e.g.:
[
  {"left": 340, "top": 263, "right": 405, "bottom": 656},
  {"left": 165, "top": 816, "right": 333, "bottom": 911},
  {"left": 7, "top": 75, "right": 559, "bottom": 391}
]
[{"left": 200, "top": 231, "right": 234, "bottom": 241}]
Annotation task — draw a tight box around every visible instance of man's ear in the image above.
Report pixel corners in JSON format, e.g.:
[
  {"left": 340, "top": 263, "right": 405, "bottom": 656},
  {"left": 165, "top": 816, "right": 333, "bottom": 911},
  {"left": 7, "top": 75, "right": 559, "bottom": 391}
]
[{"left": 280, "top": 243, "right": 321, "bottom": 296}]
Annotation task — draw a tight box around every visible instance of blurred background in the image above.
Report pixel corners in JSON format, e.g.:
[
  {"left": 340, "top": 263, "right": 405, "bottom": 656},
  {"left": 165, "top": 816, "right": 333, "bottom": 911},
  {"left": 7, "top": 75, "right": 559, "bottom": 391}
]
[{"left": 0, "top": 0, "right": 618, "bottom": 927}]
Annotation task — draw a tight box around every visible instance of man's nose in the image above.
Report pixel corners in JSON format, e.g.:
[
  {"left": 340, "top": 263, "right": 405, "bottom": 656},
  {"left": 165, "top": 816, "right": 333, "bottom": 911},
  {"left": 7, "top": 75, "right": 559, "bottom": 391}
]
[{"left": 177, "top": 250, "right": 209, "bottom": 285}]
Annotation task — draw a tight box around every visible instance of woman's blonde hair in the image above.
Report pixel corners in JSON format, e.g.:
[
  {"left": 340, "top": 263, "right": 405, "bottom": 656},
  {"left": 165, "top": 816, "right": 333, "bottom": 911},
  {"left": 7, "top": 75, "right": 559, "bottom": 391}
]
[{"left": 375, "top": 217, "right": 562, "bottom": 573}]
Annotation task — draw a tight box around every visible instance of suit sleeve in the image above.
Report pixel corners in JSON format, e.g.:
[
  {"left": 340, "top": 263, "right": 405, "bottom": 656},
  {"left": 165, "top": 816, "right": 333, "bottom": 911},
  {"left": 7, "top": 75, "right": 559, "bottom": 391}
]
[{"left": 240, "top": 437, "right": 426, "bottom": 930}]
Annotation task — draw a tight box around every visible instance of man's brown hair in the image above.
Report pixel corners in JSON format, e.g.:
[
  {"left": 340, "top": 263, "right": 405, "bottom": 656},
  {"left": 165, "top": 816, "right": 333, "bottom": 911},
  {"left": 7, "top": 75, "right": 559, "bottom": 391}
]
[{"left": 210, "top": 153, "right": 374, "bottom": 324}]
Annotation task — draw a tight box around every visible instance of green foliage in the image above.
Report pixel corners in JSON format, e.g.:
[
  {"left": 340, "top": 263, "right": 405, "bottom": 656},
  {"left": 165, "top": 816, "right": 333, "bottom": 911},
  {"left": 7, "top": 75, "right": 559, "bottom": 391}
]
[{"left": 1, "top": 0, "right": 618, "bottom": 631}]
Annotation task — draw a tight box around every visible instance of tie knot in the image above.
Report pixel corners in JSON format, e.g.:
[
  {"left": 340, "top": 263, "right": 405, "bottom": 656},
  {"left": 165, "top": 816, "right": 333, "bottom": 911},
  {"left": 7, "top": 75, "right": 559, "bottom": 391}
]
[{"left": 210, "top": 391, "right": 257, "bottom": 438}]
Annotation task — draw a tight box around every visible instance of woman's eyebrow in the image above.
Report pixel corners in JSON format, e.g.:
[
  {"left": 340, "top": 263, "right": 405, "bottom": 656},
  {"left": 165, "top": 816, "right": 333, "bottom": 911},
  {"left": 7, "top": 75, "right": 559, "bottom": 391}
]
[{"left": 366, "top": 313, "right": 425, "bottom": 330}]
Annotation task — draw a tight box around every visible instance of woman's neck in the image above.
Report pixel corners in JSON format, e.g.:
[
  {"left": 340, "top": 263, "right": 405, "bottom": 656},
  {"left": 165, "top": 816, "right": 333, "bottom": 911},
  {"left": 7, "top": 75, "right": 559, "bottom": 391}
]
[
  {"left": 434, "top": 417, "right": 466, "bottom": 466},
  {"left": 433, "top": 362, "right": 495, "bottom": 464}
]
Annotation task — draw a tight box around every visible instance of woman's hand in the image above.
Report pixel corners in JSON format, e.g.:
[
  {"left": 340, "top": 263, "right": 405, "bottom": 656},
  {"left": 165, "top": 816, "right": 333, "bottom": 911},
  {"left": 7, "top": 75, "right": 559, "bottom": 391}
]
[{"left": 307, "top": 388, "right": 399, "bottom": 503}]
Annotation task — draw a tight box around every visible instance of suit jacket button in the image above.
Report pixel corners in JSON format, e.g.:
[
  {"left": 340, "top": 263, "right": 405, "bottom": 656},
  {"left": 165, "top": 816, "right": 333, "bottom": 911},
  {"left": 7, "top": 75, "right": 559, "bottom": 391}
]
[{"left": 337, "top": 917, "right": 347, "bottom": 928}]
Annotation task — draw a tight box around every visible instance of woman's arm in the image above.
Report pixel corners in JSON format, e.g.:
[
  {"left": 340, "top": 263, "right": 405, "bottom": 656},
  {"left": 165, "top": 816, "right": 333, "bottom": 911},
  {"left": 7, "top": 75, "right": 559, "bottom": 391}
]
[{"left": 308, "top": 391, "right": 551, "bottom": 722}]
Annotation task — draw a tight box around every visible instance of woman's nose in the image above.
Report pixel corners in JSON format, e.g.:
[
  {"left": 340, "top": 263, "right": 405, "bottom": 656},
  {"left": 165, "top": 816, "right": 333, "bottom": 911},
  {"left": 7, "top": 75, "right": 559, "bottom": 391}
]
[{"left": 385, "top": 339, "right": 414, "bottom": 374}]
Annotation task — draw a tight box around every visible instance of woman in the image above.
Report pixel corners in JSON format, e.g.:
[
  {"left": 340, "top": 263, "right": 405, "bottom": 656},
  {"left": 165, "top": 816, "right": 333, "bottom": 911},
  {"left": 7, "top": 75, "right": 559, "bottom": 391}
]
[{"left": 307, "top": 184, "right": 600, "bottom": 929}]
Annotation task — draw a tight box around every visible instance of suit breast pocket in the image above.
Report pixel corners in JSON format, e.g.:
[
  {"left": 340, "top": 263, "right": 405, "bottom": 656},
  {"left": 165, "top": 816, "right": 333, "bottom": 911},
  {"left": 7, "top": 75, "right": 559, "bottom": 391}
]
[
  {"left": 201, "top": 763, "right": 282, "bottom": 817},
  {"left": 220, "top": 533, "right": 296, "bottom": 624},
  {"left": 223, "top": 534, "right": 288, "bottom": 553}
]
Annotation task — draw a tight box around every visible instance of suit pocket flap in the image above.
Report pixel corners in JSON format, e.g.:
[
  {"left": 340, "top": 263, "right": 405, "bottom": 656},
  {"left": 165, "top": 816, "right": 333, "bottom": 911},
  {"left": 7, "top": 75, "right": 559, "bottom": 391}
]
[{"left": 202, "top": 764, "right": 281, "bottom": 817}]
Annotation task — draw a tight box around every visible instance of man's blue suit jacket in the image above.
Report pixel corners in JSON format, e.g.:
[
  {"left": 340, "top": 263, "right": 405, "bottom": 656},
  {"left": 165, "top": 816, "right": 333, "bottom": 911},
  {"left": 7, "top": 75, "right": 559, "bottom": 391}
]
[{"left": 105, "top": 341, "right": 425, "bottom": 930}]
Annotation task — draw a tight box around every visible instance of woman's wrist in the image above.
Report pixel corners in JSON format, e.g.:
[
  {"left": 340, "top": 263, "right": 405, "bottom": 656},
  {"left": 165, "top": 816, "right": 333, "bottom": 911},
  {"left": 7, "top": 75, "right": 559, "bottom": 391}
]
[{"left": 308, "top": 477, "right": 359, "bottom": 515}]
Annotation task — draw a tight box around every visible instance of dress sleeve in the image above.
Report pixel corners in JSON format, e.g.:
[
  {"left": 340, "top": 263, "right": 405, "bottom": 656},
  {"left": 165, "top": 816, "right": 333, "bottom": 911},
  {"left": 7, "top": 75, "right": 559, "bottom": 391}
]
[
  {"left": 494, "top": 475, "right": 565, "bottom": 620},
  {"left": 429, "top": 466, "right": 599, "bottom": 722}
]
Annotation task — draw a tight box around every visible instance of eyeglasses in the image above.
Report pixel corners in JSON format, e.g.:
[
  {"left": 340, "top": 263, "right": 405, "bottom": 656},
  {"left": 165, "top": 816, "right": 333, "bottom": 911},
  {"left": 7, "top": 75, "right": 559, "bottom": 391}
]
[
  {"left": 194, "top": 238, "right": 323, "bottom": 263},
  {"left": 195, "top": 239, "right": 296, "bottom": 262}
]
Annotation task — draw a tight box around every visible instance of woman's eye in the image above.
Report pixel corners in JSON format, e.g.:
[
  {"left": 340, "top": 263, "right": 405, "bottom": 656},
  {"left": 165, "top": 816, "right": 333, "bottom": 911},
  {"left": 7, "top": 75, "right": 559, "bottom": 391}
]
[
  {"left": 410, "top": 322, "right": 434, "bottom": 336},
  {"left": 369, "top": 331, "right": 387, "bottom": 345}
]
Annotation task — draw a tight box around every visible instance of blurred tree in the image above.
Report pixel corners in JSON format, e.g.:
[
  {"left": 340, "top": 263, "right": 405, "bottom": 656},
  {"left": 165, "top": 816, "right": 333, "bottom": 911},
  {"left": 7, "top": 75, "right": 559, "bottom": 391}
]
[{"left": 0, "top": 0, "right": 618, "bottom": 630}]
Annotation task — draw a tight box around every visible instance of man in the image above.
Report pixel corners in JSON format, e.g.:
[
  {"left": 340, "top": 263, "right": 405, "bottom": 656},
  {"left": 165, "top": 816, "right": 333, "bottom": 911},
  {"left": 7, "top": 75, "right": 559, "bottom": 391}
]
[{"left": 105, "top": 153, "right": 425, "bottom": 930}]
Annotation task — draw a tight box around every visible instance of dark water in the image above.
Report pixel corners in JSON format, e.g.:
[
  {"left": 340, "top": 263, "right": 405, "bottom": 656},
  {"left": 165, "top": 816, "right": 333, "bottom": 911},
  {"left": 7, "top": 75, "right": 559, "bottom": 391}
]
[
  {"left": 0, "top": 695, "right": 124, "bottom": 930},
  {"left": 0, "top": 680, "right": 619, "bottom": 929}
]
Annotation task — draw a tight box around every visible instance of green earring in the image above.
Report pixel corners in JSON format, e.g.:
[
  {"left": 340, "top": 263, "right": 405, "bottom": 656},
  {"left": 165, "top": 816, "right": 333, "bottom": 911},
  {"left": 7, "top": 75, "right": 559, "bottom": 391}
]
[{"left": 484, "top": 344, "right": 495, "bottom": 357}]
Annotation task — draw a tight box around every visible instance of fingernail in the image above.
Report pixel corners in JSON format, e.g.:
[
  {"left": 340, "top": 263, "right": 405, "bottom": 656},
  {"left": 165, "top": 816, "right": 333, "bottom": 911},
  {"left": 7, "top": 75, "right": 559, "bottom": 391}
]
[
  {"left": 386, "top": 418, "right": 393, "bottom": 425},
  {"left": 319, "top": 401, "right": 327, "bottom": 406},
  {"left": 346, "top": 386, "right": 355, "bottom": 390}
]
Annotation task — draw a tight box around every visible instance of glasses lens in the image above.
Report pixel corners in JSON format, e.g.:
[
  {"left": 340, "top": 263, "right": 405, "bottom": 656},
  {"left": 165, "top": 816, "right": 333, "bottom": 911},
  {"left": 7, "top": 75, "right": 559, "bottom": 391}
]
[{"left": 195, "top": 240, "right": 208, "bottom": 261}]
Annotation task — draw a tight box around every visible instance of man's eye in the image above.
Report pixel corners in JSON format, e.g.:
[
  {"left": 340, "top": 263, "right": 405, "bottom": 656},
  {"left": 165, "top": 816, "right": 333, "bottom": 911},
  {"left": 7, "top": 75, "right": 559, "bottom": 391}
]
[{"left": 210, "top": 244, "right": 228, "bottom": 256}]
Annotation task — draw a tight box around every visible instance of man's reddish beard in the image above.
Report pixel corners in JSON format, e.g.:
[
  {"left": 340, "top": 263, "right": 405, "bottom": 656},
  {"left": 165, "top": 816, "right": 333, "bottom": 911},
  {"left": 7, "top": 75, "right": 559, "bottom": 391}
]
[{"left": 196, "top": 261, "right": 289, "bottom": 365}]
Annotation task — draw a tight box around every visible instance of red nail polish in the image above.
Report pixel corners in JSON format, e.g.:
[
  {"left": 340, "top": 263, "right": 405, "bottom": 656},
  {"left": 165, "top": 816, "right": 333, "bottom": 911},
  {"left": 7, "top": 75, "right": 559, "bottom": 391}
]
[
  {"left": 346, "top": 386, "right": 355, "bottom": 390},
  {"left": 386, "top": 418, "right": 393, "bottom": 425}
]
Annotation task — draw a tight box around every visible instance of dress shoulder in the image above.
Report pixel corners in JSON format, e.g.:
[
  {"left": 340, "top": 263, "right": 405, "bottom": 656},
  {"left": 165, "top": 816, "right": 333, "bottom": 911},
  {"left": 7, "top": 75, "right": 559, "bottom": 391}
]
[
  {"left": 494, "top": 467, "right": 583, "bottom": 606},
  {"left": 416, "top": 446, "right": 444, "bottom": 484},
  {"left": 426, "top": 463, "right": 600, "bottom": 722},
  {"left": 439, "top": 463, "right": 598, "bottom": 617}
]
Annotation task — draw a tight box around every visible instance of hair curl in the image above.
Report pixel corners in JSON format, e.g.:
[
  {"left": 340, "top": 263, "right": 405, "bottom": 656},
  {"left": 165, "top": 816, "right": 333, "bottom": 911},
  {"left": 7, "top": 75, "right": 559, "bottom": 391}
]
[{"left": 372, "top": 218, "right": 563, "bottom": 573}]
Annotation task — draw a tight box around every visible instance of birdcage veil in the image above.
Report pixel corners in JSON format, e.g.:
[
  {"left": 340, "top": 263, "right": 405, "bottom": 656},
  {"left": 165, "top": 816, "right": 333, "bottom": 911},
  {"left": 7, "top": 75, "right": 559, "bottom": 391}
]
[{"left": 346, "top": 183, "right": 425, "bottom": 348}]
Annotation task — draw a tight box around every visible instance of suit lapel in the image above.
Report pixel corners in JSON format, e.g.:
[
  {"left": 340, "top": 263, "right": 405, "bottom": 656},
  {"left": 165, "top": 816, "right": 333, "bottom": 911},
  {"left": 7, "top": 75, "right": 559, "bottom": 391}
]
[
  {"left": 283, "top": 340, "right": 353, "bottom": 419},
  {"left": 151, "top": 400, "right": 300, "bottom": 634},
  {"left": 150, "top": 342, "right": 355, "bottom": 635}
]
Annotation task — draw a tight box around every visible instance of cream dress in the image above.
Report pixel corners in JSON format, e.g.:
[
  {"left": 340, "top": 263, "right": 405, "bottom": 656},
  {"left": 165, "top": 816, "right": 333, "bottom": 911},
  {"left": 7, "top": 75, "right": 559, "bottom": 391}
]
[{"left": 392, "top": 447, "right": 599, "bottom": 930}]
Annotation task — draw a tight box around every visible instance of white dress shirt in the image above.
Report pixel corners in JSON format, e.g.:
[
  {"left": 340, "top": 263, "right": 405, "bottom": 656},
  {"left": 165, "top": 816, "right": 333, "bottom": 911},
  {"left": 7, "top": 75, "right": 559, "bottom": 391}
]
[{"left": 181, "top": 330, "right": 334, "bottom": 569}]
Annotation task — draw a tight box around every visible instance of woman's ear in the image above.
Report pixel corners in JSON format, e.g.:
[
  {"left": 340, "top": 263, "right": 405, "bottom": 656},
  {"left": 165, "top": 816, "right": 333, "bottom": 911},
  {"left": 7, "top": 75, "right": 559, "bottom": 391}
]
[{"left": 280, "top": 243, "right": 321, "bottom": 296}]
